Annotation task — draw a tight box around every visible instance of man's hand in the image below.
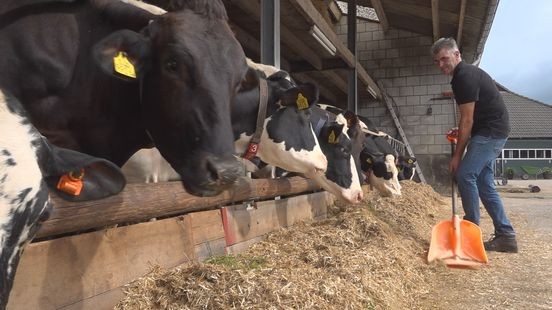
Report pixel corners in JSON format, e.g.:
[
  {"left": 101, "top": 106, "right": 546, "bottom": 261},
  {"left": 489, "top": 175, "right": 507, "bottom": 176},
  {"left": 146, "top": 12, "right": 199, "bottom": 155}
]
[{"left": 449, "top": 154, "right": 461, "bottom": 174}]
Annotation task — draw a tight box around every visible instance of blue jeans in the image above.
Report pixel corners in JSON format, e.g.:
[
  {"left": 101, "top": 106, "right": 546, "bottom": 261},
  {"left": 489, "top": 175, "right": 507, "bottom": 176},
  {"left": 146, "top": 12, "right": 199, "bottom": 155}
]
[{"left": 456, "top": 135, "right": 515, "bottom": 236}]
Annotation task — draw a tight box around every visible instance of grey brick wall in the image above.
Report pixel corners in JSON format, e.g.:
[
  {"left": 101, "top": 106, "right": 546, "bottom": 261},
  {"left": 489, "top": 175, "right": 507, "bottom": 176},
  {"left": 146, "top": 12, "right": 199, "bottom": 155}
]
[{"left": 335, "top": 19, "right": 459, "bottom": 187}]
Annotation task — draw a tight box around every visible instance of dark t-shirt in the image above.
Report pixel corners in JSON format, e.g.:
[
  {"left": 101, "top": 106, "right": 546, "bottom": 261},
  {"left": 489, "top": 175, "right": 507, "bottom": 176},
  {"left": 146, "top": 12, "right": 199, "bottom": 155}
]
[{"left": 451, "top": 61, "right": 510, "bottom": 138}]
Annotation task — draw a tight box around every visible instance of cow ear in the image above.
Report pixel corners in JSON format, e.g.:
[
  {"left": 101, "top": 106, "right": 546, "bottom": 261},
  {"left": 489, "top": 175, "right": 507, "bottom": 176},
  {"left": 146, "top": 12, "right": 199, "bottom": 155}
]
[
  {"left": 38, "top": 138, "right": 126, "bottom": 202},
  {"left": 279, "top": 82, "right": 319, "bottom": 109},
  {"left": 321, "top": 123, "right": 344, "bottom": 144},
  {"left": 238, "top": 68, "right": 260, "bottom": 93},
  {"left": 343, "top": 110, "right": 358, "bottom": 128},
  {"left": 92, "top": 29, "right": 151, "bottom": 81}
]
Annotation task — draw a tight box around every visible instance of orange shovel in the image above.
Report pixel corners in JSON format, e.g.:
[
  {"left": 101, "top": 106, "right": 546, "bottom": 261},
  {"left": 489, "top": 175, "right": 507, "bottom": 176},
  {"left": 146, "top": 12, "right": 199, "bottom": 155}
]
[{"left": 427, "top": 129, "right": 488, "bottom": 269}]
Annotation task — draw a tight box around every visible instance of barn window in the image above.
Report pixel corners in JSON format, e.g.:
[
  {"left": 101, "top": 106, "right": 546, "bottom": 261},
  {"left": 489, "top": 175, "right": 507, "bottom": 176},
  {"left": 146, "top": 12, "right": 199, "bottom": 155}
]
[
  {"left": 537, "top": 150, "right": 544, "bottom": 158},
  {"left": 513, "top": 150, "right": 519, "bottom": 159},
  {"left": 528, "top": 150, "right": 536, "bottom": 158},
  {"left": 546, "top": 150, "right": 552, "bottom": 159}
]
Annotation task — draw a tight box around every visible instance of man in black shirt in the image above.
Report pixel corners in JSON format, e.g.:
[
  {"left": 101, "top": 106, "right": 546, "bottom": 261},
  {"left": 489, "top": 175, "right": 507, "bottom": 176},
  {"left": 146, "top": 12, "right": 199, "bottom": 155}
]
[{"left": 431, "top": 37, "right": 517, "bottom": 253}]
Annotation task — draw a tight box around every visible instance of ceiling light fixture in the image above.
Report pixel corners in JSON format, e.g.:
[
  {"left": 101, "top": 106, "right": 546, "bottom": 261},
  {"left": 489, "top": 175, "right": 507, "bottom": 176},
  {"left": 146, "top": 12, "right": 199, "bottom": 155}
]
[{"left": 309, "top": 25, "right": 336, "bottom": 56}]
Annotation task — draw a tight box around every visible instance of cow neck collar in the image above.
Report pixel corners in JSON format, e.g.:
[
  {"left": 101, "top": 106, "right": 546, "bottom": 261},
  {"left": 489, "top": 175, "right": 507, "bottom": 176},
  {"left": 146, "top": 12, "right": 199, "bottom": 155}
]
[{"left": 242, "top": 78, "right": 269, "bottom": 160}]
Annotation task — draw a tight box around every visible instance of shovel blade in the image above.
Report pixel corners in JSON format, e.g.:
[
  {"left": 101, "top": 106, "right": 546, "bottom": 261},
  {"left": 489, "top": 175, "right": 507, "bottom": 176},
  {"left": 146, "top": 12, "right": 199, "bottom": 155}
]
[{"left": 427, "top": 216, "right": 488, "bottom": 268}]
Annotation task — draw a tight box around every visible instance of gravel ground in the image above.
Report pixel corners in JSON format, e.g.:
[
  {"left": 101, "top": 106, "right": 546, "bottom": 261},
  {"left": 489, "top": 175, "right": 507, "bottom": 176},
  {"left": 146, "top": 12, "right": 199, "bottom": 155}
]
[{"left": 419, "top": 180, "right": 552, "bottom": 309}]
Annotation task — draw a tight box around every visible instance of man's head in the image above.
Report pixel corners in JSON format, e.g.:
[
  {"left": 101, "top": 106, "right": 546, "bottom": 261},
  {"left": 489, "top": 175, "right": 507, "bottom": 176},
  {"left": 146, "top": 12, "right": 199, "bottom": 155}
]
[{"left": 431, "top": 37, "right": 462, "bottom": 76}]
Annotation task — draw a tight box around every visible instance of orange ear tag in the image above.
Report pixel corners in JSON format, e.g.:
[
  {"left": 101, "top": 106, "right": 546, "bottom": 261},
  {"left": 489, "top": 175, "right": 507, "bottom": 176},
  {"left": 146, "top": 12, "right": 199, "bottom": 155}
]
[
  {"left": 296, "top": 93, "right": 309, "bottom": 110},
  {"left": 57, "top": 169, "right": 85, "bottom": 196}
]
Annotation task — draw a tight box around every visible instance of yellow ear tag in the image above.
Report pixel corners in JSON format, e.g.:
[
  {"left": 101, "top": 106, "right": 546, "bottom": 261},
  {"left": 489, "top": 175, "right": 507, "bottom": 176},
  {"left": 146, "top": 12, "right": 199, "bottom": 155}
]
[
  {"left": 113, "top": 52, "right": 137, "bottom": 79},
  {"left": 328, "top": 130, "right": 338, "bottom": 144},
  {"left": 408, "top": 159, "right": 414, "bottom": 164},
  {"left": 367, "top": 158, "right": 372, "bottom": 164},
  {"left": 296, "top": 93, "right": 309, "bottom": 110}
]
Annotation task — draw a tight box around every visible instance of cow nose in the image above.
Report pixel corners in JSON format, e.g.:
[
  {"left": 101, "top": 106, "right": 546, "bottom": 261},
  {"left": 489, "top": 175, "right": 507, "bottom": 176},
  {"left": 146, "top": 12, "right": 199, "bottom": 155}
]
[
  {"left": 315, "top": 156, "right": 328, "bottom": 173},
  {"left": 355, "top": 191, "right": 364, "bottom": 203},
  {"left": 204, "top": 154, "right": 243, "bottom": 188}
]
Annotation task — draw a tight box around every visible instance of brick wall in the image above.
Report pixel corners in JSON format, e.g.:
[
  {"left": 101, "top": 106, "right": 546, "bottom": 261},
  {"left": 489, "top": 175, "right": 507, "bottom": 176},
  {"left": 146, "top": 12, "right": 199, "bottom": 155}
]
[{"left": 335, "top": 18, "right": 458, "bottom": 187}]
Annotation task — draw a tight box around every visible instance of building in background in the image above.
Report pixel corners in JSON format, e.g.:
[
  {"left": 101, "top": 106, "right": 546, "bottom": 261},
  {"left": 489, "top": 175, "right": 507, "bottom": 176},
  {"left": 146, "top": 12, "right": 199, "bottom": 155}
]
[{"left": 495, "top": 84, "right": 552, "bottom": 180}]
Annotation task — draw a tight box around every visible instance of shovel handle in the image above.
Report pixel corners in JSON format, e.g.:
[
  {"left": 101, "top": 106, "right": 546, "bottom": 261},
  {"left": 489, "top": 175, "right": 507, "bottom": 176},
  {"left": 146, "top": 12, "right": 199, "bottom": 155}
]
[{"left": 450, "top": 140, "right": 458, "bottom": 216}]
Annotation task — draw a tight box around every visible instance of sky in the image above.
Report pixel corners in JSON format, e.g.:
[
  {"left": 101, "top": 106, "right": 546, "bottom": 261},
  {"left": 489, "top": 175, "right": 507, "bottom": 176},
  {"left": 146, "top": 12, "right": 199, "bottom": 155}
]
[{"left": 480, "top": 0, "right": 552, "bottom": 105}]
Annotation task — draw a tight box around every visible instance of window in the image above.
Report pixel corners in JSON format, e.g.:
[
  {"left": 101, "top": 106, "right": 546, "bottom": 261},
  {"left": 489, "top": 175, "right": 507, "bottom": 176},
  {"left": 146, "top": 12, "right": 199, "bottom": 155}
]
[{"left": 501, "top": 148, "right": 552, "bottom": 160}]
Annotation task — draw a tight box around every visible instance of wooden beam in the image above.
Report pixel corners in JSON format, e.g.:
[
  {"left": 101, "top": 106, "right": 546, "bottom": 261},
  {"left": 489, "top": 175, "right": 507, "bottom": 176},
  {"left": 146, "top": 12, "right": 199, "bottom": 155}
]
[
  {"left": 38, "top": 176, "right": 321, "bottom": 239},
  {"left": 222, "top": 191, "right": 330, "bottom": 246},
  {"left": 322, "top": 70, "right": 348, "bottom": 93},
  {"left": 381, "top": 0, "right": 474, "bottom": 27},
  {"left": 456, "top": 0, "right": 467, "bottom": 46},
  {"left": 328, "top": 0, "right": 343, "bottom": 22},
  {"left": 230, "top": 22, "right": 291, "bottom": 71},
  {"left": 357, "top": 60, "right": 381, "bottom": 98},
  {"left": 230, "top": 22, "right": 261, "bottom": 57},
  {"left": 287, "top": 0, "right": 381, "bottom": 99},
  {"left": 289, "top": 58, "right": 349, "bottom": 73},
  {"left": 370, "top": 0, "right": 389, "bottom": 32},
  {"left": 291, "top": 73, "right": 339, "bottom": 103},
  {"left": 431, "top": 0, "right": 440, "bottom": 41},
  {"left": 9, "top": 216, "right": 196, "bottom": 309}
]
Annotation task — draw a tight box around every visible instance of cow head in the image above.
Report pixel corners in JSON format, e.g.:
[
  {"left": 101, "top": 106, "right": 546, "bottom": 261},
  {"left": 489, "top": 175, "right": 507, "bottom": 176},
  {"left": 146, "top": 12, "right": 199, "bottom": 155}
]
[
  {"left": 309, "top": 110, "right": 363, "bottom": 204},
  {"left": 361, "top": 135, "right": 402, "bottom": 197},
  {"left": 92, "top": 4, "right": 248, "bottom": 196},
  {"left": 397, "top": 155, "right": 417, "bottom": 180},
  {"left": 233, "top": 70, "right": 327, "bottom": 176}
]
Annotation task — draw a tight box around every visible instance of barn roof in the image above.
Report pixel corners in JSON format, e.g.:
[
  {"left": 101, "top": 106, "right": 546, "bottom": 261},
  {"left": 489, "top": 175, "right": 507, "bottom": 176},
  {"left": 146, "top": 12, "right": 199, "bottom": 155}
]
[
  {"left": 498, "top": 84, "right": 552, "bottom": 139},
  {"left": 337, "top": 0, "right": 499, "bottom": 65}
]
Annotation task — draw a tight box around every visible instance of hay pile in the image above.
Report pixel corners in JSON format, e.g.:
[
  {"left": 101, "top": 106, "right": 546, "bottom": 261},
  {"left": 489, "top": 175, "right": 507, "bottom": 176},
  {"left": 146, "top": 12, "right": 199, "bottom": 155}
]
[{"left": 116, "top": 181, "right": 448, "bottom": 309}]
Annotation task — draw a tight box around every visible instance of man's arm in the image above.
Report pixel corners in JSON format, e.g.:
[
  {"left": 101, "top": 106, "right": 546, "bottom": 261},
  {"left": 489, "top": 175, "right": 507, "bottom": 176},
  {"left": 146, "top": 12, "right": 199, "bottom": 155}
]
[{"left": 449, "top": 102, "right": 474, "bottom": 173}]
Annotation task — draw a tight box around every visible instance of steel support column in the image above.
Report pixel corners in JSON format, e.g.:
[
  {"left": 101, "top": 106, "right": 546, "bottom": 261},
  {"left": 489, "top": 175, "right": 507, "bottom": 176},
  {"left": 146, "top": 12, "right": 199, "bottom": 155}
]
[
  {"left": 347, "top": 0, "right": 357, "bottom": 113},
  {"left": 261, "top": 0, "right": 280, "bottom": 68}
]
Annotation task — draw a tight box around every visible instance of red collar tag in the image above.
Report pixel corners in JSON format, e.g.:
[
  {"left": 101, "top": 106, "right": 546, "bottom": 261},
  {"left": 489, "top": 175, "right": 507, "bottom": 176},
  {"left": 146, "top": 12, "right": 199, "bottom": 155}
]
[{"left": 243, "top": 142, "right": 259, "bottom": 160}]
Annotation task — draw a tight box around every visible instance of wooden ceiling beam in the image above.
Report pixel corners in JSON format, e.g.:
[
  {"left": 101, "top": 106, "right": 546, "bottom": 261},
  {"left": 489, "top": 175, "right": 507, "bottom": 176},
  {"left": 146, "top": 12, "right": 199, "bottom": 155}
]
[
  {"left": 321, "top": 71, "right": 348, "bottom": 93},
  {"left": 229, "top": 22, "right": 260, "bottom": 57},
  {"left": 287, "top": 0, "right": 380, "bottom": 99},
  {"left": 291, "top": 73, "right": 339, "bottom": 103},
  {"left": 370, "top": 0, "right": 389, "bottom": 32},
  {"left": 289, "top": 58, "right": 349, "bottom": 73},
  {"left": 456, "top": 0, "right": 468, "bottom": 46},
  {"left": 431, "top": 0, "right": 440, "bottom": 41},
  {"left": 382, "top": 0, "right": 476, "bottom": 27}
]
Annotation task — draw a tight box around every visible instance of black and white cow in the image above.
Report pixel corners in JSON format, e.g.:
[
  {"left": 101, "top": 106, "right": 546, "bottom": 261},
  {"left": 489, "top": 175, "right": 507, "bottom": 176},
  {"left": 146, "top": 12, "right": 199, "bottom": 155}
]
[
  {"left": 397, "top": 155, "right": 417, "bottom": 181},
  {"left": 360, "top": 134, "right": 402, "bottom": 197},
  {"left": 0, "top": 0, "right": 248, "bottom": 197},
  {"left": 319, "top": 106, "right": 402, "bottom": 197},
  {"left": 122, "top": 67, "right": 327, "bottom": 182},
  {"left": 1, "top": 91, "right": 125, "bottom": 308},
  {"left": 308, "top": 107, "right": 364, "bottom": 204}
]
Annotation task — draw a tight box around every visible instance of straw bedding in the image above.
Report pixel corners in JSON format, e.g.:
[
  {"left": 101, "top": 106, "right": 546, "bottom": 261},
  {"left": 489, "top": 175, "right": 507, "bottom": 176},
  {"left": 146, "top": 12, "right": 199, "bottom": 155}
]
[{"left": 116, "top": 181, "right": 448, "bottom": 309}]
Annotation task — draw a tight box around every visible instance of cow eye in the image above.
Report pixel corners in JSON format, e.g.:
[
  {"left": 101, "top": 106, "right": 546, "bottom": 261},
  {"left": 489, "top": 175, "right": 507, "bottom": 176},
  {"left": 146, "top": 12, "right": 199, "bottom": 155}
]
[{"left": 164, "top": 59, "right": 178, "bottom": 73}]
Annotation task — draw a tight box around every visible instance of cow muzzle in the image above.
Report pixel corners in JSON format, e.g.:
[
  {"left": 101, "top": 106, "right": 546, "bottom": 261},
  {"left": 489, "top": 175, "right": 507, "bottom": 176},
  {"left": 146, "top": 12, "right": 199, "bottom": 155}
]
[{"left": 180, "top": 154, "right": 243, "bottom": 197}]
